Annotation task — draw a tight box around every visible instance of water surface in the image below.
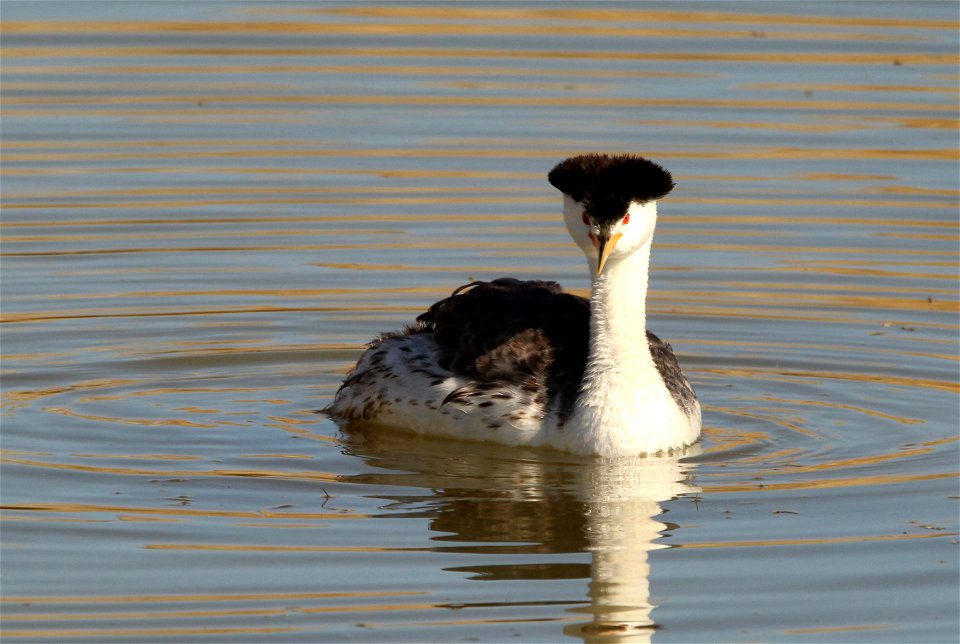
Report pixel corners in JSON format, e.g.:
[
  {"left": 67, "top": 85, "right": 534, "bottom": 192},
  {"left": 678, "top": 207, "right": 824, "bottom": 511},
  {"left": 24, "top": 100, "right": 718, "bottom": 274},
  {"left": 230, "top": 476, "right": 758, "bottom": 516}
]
[{"left": 2, "top": 2, "right": 958, "bottom": 642}]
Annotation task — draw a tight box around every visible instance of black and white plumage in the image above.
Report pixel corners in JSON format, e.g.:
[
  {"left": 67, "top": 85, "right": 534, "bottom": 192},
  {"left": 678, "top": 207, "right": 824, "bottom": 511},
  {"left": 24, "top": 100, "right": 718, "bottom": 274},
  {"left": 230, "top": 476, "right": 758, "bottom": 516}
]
[{"left": 325, "top": 154, "right": 702, "bottom": 456}]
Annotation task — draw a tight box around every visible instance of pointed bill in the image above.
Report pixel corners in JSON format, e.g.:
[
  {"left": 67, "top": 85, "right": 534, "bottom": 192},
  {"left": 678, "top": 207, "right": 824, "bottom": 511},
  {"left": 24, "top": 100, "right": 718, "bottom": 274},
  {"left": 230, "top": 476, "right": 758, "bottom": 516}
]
[{"left": 596, "top": 231, "right": 621, "bottom": 274}]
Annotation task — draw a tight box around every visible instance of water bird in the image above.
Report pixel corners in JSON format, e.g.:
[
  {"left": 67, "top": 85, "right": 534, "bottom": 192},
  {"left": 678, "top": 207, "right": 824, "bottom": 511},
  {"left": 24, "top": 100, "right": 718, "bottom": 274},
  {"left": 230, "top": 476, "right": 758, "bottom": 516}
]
[{"left": 325, "top": 154, "right": 701, "bottom": 457}]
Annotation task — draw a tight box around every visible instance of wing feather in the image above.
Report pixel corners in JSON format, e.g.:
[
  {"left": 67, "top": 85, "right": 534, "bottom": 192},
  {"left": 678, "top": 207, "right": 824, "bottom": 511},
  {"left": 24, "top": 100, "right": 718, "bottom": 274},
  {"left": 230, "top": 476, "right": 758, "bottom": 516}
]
[{"left": 413, "top": 278, "right": 590, "bottom": 424}]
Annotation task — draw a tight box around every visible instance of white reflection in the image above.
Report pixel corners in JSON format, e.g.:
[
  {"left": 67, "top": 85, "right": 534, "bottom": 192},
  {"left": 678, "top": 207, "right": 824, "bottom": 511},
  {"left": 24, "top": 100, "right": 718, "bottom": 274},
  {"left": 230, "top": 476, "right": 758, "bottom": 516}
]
[
  {"left": 339, "top": 424, "right": 700, "bottom": 642},
  {"left": 566, "top": 449, "right": 700, "bottom": 642}
]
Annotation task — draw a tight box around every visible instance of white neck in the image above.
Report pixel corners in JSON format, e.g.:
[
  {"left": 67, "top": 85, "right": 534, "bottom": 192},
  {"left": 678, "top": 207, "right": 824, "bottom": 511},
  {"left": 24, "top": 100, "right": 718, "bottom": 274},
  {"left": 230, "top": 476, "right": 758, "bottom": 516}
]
[
  {"left": 564, "top": 239, "right": 696, "bottom": 456},
  {"left": 587, "top": 239, "right": 654, "bottom": 372}
]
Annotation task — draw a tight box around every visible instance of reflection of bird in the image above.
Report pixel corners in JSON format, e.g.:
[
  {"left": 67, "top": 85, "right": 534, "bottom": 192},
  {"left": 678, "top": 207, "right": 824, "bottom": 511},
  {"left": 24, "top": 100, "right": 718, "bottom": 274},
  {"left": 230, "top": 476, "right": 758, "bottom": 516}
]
[
  {"left": 326, "top": 154, "right": 701, "bottom": 456},
  {"left": 339, "top": 429, "right": 702, "bottom": 639}
]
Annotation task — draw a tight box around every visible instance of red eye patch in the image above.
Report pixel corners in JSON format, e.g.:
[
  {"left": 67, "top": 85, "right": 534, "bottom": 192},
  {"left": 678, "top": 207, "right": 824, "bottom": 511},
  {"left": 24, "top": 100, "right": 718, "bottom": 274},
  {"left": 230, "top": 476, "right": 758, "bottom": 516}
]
[
  {"left": 622, "top": 212, "right": 630, "bottom": 225},
  {"left": 581, "top": 212, "right": 590, "bottom": 225}
]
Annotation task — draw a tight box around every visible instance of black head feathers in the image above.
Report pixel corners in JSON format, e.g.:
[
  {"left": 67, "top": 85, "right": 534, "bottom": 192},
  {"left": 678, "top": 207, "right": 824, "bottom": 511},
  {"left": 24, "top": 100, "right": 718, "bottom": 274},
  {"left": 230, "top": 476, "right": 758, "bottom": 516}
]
[{"left": 548, "top": 154, "right": 674, "bottom": 225}]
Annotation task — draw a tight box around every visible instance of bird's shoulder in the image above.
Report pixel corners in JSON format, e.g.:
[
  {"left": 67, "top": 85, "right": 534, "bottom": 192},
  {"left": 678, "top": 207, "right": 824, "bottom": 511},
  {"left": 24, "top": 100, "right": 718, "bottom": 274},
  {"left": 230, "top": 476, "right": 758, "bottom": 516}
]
[
  {"left": 411, "top": 278, "right": 590, "bottom": 380},
  {"left": 645, "top": 330, "right": 699, "bottom": 412}
]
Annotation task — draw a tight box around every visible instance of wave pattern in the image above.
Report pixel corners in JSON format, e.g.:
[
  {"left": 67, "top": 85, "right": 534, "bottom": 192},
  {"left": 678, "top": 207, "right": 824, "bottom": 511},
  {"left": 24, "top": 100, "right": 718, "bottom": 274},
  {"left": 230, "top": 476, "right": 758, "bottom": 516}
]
[{"left": 2, "top": 3, "right": 957, "bottom": 642}]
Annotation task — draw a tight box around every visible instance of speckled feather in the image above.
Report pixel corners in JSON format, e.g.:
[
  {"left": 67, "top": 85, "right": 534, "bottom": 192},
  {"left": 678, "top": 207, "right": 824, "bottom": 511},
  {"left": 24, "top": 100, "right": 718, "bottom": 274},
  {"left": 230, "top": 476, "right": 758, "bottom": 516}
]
[{"left": 418, "top": 278, "right": 589, "bottom": 426}]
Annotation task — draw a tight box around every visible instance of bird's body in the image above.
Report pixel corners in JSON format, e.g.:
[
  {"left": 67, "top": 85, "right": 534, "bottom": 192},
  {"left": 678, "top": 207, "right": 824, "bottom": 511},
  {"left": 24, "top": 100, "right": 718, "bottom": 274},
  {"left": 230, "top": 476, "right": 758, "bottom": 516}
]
[{"left": 325, "top": 154, "right": 702, "bottom": 457}]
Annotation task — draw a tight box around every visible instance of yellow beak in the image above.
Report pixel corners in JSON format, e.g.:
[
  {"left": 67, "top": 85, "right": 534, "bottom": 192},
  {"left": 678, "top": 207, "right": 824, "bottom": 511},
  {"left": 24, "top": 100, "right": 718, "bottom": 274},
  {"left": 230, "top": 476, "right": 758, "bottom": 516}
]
[{"left": 593, "top": 231, "right": 622, "bottom": 274}]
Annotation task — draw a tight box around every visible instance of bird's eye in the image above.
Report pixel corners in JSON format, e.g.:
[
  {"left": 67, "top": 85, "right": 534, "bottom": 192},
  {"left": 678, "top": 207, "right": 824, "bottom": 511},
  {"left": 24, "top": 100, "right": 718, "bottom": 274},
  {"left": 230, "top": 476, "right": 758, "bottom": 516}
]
[
  {"left": 581, "top": 212, "right": 590, "bottom": 225},
  {"left": 622, "top": 212, "right": 630, "bottom": 225}
]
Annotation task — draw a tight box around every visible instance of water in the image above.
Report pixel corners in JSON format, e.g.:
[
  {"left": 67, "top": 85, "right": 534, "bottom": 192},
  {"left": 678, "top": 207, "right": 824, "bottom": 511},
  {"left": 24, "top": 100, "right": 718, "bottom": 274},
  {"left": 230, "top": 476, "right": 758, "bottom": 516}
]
[{"left": 2, "top": 2, "right": 958, "bottom": 642}]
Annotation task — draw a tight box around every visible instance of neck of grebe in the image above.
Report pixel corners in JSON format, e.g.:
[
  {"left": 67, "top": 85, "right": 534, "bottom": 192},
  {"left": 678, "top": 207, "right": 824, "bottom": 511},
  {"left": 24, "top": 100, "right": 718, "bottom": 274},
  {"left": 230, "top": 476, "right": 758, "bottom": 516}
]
[
  {"left": 566, "top": 239, "right": 682, "bottom": 456},
  {"left": 587, "top": 239, "right": 654, "bottom": 374}
]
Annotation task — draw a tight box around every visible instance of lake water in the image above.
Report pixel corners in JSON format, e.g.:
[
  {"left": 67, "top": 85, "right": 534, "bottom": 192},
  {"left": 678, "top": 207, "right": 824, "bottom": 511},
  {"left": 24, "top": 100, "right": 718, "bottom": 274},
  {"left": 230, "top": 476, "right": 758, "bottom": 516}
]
[{"left": 2, "top": 2, "right": 958, "bottom": 642}]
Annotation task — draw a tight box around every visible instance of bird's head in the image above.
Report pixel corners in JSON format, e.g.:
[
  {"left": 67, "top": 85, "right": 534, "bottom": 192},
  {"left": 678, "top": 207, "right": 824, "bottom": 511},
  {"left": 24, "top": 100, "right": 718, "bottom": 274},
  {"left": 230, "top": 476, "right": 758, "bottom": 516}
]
[{"left": 548, "top": 154, "right": 674, "bottom": 275}]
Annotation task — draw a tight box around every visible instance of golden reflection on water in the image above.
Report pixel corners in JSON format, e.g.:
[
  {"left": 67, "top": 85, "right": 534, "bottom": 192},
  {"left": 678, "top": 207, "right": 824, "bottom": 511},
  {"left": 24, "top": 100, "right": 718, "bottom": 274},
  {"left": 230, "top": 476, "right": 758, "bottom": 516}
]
[
  {"left": 785, "top": 624, "right": 892, "bottom": 636},
  {"left": 675, "top": 530, "right": 957, "bottom": 549},
  {"left": 703, "top": 367, "right": 957, "bottom": 392},
  {"left": 0, "top": 17, "right": 943, "bottom": 43},
  {"left": 2, "top": 501, "right": 357, "bottom": 520},
  {"left": 311, "top": 5, "right": 952, "bottom": 30},
  {"left": 6, "top": 145, "right": 958, "bottom": 163},
  {"left": 703, "top": 471, "right": 957, "bottom": 493},
  {"left": 5, "top": 45, "right": 955, "bottom": 67},
  {"left": 1, "top": 626, "right": 307, "bottom": 639},
  {"left": 2, "top": 3, "right": 957, "bottom": 641},
  {"left": 3, "top": 598, "right": 443, "bottom": 622},
  {"left": 736, "top": 396, "right": 926, "bottom": 425},
  {"left": 2, "top": 589, "right": 428, "bottom": 604},
  {"left": 0, "top": 457, "right": 344, "bottom": 483},
  {"left": 2, "top": 64, "right": 716, "bottom": 80},
  {"left": 144, "top": 544, "right": 415, "bottom": 552}
]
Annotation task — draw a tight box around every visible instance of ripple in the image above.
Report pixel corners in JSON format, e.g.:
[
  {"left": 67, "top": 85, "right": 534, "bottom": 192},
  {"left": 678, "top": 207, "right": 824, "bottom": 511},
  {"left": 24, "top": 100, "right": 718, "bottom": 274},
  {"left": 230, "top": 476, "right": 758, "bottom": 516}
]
[{"left": 2, "top": 2, "right": 957, "bottom": 641}]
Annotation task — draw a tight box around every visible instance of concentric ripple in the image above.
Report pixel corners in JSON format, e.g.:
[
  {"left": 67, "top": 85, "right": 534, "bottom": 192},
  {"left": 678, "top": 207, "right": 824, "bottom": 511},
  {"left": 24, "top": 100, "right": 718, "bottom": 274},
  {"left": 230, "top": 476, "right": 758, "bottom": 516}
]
[{"left": 2, "top": 2, "right": 957, "bottom": 642}]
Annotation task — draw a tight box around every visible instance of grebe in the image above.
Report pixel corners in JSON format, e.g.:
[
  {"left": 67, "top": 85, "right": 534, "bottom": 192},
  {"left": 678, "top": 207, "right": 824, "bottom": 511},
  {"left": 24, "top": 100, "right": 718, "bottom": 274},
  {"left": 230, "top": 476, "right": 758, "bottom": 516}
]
[{"left": 325, "top": 154, "right": 701, "bottom": 457}]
